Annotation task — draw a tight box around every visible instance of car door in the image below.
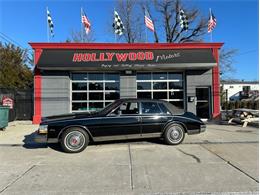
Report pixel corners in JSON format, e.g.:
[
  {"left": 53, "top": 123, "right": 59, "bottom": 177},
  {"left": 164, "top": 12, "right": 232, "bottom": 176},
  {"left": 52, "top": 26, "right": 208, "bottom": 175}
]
[
  {"left": 90, "top": 101, "right": 141, "bottom": 140},
  {"left": 140, "top": 101, "right": 171, "bottom": 136}
]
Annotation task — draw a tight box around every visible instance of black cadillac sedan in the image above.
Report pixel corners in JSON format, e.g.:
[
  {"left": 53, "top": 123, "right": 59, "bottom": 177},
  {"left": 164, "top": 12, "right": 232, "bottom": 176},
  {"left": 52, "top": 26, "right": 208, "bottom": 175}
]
[{"left": 35, "top": 99, "right": 206, "bottom": 153}]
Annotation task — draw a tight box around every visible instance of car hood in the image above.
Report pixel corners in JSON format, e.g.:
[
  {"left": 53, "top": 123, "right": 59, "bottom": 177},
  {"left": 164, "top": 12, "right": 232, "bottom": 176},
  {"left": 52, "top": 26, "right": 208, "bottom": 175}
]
[{"left": 41, "top": 111, "right": 104, "bottom": 124}]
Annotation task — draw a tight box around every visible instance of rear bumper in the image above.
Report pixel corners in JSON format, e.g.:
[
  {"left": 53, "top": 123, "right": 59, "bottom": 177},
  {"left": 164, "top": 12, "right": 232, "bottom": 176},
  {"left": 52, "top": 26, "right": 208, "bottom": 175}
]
[
  {"left": 187, "top": 124, "right": 206, "bottom": 135},
  {"left": 200, "top": 125, "right": 206, "bottom": 133}
]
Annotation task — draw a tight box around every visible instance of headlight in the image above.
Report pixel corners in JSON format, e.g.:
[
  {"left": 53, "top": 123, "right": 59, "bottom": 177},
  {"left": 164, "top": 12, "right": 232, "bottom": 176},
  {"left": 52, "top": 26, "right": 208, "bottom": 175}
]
[{"left": 38, "top": 124, "right": 48, "bottom": 134}]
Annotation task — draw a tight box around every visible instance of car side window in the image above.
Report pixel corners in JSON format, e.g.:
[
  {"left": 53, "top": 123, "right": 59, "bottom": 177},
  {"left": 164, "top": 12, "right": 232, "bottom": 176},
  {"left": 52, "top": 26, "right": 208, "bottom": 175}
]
[
  {"left": 158, "top": 103, "right": 172, "bottom": 115},
  {"left": 114, "top": 102, "right": 139, "bottom": 115},
  {"left": 141, "top": 102, "right": 161, "bottom": 114}
]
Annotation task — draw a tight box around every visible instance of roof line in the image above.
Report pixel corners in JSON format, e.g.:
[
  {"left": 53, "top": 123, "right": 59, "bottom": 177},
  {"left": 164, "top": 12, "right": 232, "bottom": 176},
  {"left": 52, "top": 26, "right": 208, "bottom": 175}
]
[{"left": 29, "top": 42, "right": 224, "bottom": 50}]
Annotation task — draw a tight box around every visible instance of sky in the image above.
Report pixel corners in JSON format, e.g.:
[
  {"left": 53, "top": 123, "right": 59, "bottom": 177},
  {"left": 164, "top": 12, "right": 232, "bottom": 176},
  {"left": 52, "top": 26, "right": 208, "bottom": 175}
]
[{"left": 0, "top": 0, "right": 259, "bottom": 81}]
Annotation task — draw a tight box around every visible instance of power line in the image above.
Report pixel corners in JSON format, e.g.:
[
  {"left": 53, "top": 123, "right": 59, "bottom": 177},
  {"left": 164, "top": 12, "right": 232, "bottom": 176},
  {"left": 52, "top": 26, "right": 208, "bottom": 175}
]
[
  {"left": 237, "top": 49, "right": 258, "bottom": 56},
  {"left": 0, "top": 32, "right": 25, "bottom": 49}
]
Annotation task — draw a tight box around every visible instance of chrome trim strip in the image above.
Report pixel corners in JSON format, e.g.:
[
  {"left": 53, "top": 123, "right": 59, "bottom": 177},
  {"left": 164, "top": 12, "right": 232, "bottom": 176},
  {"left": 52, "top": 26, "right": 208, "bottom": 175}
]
[
  {"left": 48, "top": 138, "right": 59, "bottom": 143},
  {"left": 57, "top": 115, "right": 174, "bottom": 123},
  {"left": 93, "top": 133, "right": 161, "bottom": 142}
]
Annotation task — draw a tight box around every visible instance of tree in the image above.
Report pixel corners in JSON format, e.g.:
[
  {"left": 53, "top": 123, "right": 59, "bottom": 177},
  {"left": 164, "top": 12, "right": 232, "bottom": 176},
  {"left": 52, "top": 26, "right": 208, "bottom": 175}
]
[
  {"left": 66, "top": 29, "right": 96, "bottom": 43},
  {"left": 0, "top": 43, "right": 33, "bottom": 89},
  {"left": 152, "top": 0, "right": 207, "bottom": 43},
  {"left": 219, "top": 48, "right": 238, "bottom": 79},
  {"left": 115, "top": 0, "right": 145, "bottom": 43}
]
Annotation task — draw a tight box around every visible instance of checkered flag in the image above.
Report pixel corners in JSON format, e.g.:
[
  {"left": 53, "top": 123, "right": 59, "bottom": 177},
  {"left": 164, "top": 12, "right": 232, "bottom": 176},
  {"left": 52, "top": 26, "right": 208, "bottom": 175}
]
[
  {"left": 179, "top": 9, "right": 188, "bottom": 31},
  {"left": 47, "top": 8, "right": 54, "bottom": 37},
  {"left": 112, "top": 11, "right": 125, "bottom": 35}
]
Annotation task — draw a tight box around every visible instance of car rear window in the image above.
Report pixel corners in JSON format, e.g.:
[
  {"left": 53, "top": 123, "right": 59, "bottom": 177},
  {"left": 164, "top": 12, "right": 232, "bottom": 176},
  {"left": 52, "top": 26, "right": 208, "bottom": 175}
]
[
  {"left": 141, "top": 102, "right": 161, "bottom": 114},
  {"left": 158, "top": 103, "right": 172, "bottom": 115}
]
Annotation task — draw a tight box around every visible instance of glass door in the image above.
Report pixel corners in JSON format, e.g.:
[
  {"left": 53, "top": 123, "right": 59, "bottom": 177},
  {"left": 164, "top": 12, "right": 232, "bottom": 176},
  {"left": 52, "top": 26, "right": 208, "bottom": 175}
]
[{"left": 196, "top": 87, "right": 211, "bottom": 119}]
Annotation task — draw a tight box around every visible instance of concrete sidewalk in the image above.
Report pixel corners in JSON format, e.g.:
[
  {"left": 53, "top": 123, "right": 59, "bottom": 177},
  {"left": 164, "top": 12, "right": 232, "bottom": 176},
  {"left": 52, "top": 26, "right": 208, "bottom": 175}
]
[{"left": 0, "top": 121, "right": 258, "bottom": 194}]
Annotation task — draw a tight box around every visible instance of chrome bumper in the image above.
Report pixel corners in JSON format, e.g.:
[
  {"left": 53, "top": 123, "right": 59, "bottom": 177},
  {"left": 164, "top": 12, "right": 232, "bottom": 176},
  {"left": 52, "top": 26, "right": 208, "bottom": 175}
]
[
  {"left": 34, "top": 132, "right": 47, "bottom": 143},
  {"left": 200, "top": 125, "right": 206, "bottom": 133}
]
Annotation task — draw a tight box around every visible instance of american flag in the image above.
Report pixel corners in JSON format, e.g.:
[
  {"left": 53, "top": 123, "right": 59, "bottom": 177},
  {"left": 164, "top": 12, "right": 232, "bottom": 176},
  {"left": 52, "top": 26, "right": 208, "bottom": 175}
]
[
  {"left": 144, "top": 9, "right": 154, "bottom": 32},
  {"left": 208, "top": 11, "right": 217, "bottom": 33},
  {"left": 81, "top": 9, "right": 91, "bottom": 34}
]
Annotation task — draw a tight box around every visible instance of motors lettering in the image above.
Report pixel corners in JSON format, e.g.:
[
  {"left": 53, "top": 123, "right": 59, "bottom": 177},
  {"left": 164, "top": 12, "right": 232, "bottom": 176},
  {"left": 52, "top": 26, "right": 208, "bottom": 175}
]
[{"left": 72, "top": 52, "right": 154, "bottom": 62}]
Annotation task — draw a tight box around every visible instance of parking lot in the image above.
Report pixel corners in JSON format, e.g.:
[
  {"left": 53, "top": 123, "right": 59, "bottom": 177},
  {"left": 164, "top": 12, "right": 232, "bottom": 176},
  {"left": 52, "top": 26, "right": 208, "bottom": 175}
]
[{"left": 0, "top": 122, "right": 258, "bottom": 194}]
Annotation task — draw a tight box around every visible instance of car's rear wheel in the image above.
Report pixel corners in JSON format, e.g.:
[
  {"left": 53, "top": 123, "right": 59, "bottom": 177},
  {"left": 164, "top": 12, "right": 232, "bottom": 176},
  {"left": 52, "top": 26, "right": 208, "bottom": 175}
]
[
  {"left": 164, "top": 124, "right": 185, "bottom": 145},
  {"left": 60, "top": 127, "right": 89, "bottom": 153}
]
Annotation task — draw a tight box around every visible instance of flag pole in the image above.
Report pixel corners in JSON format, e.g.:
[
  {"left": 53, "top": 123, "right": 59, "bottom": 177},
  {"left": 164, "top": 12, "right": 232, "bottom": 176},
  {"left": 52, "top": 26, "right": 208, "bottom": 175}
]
[
  {"left": 145, "top": 8, "right": 148, "bottom": 43},
  {"left": 209, "top": 8, "right": 213, "bottom": 42},
  {"left": 81, "top": 7, "right": 84, "bottom": 43},
  {"left": 46, "top": 7, "right": 49, "bottom": 43},
  {"left": 114, "top": 8, "right": 117, "bottom": 43}
]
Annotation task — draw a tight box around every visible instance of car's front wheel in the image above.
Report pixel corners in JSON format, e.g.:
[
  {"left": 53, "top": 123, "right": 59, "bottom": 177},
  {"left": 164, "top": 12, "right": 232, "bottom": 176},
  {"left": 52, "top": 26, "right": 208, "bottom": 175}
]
[
  {"left": 60, "top": 127, "right": 89, "bottom": 153},
  {"left": 164, "top": 124, "right": 185, "bottom": 145}
]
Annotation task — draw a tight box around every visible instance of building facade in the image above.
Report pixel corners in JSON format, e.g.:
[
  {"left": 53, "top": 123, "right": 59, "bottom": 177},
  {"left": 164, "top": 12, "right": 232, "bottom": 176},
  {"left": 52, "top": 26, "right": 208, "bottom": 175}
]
[
  {"left": 221, "top": 81, "right": 259, "bottom": 101},
  {"left": 30, "top": 43, "right": 223, "bottom": 124}
]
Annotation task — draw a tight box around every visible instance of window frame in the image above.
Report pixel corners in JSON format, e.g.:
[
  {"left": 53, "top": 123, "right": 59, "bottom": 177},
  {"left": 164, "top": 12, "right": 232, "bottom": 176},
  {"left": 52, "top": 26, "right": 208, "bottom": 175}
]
[
  {"left": 140, "top": 101, "right": 164, "bottom": 115},
  {"left": 71, "top": 72, "right": 120, "bottom": 112},
  {"left": 136, "top": 72, "right": 185, "bottom": 112}
]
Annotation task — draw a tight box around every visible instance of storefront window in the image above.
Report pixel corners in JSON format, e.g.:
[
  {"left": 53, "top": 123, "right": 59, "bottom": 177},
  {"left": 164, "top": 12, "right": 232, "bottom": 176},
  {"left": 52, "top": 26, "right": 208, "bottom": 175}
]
[
  {"left": 169, "top": 81, "right": 183, "bottom": 89},
  {"left": 105, "top": 73, "right": 120, "bottom": 80},
  {"left": 137, "top": 92, "right": 152, "bottom": 99},
  {"left": 137, "top": 73, "right": 151, "bottom": 80},
  {"left": 169, "top": 91, "right": 183, "bottom": 99},
  {"left": 72, "top": 83, "right": 87, "bottom": 90},
  {"left": 88, "top": 73, "right": 103, "bottom": 80},
  {"left": 72, "top": 102, "right": 88, "bottom": 111},
  {"left": 153, "top": 73, "right": 167, "bottom": 80},
  {"left": 137, "top": 72, "right": 184, "bottom": 112},
  {"left": 89, "top": 82, "right": 103, "bottom": 90},
  {"left": 153, "top": 82, "right": 167, "bottom": 90},
  {"left": 105, "top": 92, "right": 120, "bottom": 100},
  {"left": 105, "top": 83, "right": 119, "bottom": 90},
  {"left": 153, "top": 92, "right": 167, "bottom": 99},
  {"left": 72, "top": 92, "right": 87, "bottom": 100},
  {"left": 72, "top": 73, "right": 88, "bottom": 80},
  {"left": 137, "top": 82, "right": 151, "bottom": 90},
  {"left": 71, "top": 73, "right": 120, "bottom": 112}
]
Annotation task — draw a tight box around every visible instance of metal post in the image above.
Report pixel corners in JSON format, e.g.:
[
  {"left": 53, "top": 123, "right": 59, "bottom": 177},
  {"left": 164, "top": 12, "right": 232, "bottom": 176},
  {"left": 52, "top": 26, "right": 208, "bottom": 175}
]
[
  {"left": 46, "top": 7, "right": 49, "bottom": 43},
  {"left": 209, "top": 8, "right": 213, "bottom": 42},
  {"left": 81, "top": 8, "right": 84, "bottom": 43}
]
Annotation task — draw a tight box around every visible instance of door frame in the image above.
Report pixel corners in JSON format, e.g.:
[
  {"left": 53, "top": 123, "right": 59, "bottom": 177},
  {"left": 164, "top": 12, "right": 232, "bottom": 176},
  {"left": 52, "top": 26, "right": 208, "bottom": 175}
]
[{"left": 195, "top": 86, "right": 212, "bottom": 120}]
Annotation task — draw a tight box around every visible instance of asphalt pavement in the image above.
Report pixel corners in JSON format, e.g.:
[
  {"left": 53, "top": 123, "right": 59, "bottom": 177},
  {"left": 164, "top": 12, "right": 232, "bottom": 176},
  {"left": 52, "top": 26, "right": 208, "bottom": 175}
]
[{"left": 0, "top": 121, "right": 258, "bottom": 194}]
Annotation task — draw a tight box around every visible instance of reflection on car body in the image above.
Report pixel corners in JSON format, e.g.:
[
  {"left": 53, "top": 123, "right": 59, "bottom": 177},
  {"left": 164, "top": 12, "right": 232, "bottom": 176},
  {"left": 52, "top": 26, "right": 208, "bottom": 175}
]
[{"left": 35, "top": 99, "right": 206, "bottom": 153}]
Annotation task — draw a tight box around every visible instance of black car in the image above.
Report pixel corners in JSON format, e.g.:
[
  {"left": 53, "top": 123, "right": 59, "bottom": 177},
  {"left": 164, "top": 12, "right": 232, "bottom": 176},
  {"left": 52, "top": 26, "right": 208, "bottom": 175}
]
[{"left": 35, "top": 99, "right": 206, "bottom": 153}]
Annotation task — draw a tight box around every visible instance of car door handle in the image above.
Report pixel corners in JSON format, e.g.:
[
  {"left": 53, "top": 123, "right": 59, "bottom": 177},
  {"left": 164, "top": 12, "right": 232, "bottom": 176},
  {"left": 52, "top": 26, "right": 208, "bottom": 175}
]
[{"left": 137, "top": 117, "right": 141, "bottom": 122}]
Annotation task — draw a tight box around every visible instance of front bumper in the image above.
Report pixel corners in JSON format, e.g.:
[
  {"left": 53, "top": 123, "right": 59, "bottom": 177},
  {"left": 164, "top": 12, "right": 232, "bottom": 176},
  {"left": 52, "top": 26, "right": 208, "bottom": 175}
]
[{"left": 34, "top": 132, "right": 47, "bottom": 143}]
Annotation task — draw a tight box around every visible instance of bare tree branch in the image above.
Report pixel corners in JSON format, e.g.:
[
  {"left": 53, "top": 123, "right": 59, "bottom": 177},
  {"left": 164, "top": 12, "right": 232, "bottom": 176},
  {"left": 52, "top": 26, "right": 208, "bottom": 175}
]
[{"left": 66, "top": 29, "right": 95, "bottom": 43}]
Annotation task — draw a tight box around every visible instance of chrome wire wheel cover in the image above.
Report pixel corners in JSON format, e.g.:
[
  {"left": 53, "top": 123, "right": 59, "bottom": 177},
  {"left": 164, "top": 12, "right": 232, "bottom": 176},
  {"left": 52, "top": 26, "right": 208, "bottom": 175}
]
[
  {"left": 64, "top": 131, "right": 86, "bottom": 151},
  {"left": 168, "top": 125, "right": 184, "bottom": 144}
]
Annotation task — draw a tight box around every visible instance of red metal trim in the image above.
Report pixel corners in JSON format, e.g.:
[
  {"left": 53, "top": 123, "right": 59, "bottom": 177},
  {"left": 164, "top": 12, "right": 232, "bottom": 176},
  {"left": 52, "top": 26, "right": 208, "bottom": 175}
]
[
  {"left": 29, "top": 42, "right": 224, "bottom": 50},
  {"left": 212, "top": 48, "right": 220, "bottom": 119},
  {"left": 34, "top": 49, "right": 43, "bottom": 64},
  {"left": 32, "top": 68, "right": 42, "bottom": 124}
]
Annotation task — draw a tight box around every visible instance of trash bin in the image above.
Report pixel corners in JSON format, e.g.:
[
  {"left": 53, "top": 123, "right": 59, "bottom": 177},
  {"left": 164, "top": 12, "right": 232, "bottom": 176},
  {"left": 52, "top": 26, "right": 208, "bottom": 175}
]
[{"left": 0, "top": 106, "right": 9, "bottom": 129}]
